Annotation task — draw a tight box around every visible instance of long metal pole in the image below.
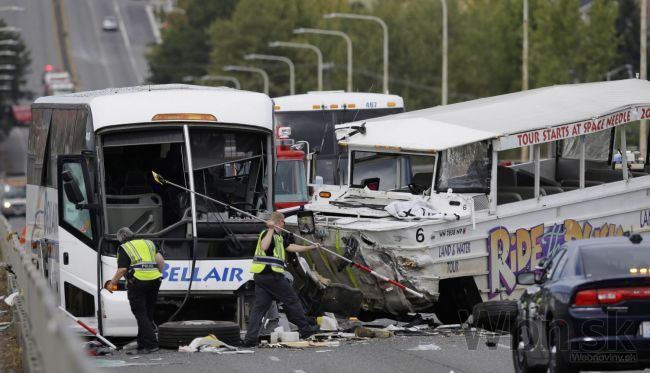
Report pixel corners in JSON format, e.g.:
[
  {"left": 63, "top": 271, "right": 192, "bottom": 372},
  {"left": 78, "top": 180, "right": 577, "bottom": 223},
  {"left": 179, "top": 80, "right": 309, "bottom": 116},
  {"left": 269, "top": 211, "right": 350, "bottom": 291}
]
[
  {"left": 641, "top": 0, "right": 648, "bottom": 160},
  {"left": 294, "top": 28, "right": 353, "bottom": 91},
  {"left": 323, "top": 13, "right": 388, "bottom": 93},
  {"left": 270, "top": 41, "right": 323, "bottom": 91},
  {"left": 440, "top": 0, "right": 448, "bottom": 105},
  {"left": 245, "top": 54, "right": 295, "bottom": 95},
  {"left": 521, "top": 0, "right": 530, "bottom": 162},
  {"left": 151, "top": 171, "right": 425, "bottom": 298},
  {"left": 223, "top": 65, "right": 269, "bottom": 95}
]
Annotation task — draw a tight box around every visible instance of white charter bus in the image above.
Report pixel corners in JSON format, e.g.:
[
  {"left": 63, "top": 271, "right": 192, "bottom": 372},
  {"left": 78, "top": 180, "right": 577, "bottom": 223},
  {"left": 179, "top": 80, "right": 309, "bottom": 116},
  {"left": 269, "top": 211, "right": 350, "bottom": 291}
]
[
  {"left": 26, "top": 85, "right": 274, "bottom": 336},
  {"left": 273, "top": 92, "right": 404, "bottom": 186}
]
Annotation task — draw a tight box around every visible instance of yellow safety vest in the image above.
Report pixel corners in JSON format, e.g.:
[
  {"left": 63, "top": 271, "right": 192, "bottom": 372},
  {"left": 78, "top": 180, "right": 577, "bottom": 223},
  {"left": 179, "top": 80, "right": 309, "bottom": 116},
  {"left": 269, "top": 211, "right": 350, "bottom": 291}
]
[
  {"left": 119, "top": 239, "right": 162, "bottom": 281},
  {"left": 250, "top": 230, "right": 286, "bottom": 274}
]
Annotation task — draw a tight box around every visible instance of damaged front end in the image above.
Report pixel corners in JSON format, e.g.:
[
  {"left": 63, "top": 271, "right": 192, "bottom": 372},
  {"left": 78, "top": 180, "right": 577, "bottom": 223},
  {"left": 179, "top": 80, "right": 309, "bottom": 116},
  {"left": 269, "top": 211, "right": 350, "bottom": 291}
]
[{"left": 285, "top": 211, "right": 442, "bottom": 317}]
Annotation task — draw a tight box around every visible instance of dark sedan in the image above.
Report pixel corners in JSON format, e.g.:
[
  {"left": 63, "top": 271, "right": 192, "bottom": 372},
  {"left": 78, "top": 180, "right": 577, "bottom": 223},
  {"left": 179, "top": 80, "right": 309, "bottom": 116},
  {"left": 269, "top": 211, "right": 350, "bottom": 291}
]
[{"left": 512, "top": 234, "right": 650, "bottom": 373}]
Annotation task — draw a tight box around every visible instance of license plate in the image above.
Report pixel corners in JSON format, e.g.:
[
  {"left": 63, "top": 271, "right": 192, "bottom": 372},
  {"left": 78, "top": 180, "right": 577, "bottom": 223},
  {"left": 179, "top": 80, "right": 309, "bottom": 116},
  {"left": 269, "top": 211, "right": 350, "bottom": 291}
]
[{"left": 641, "top": 322, "right": 650, "bottom": 338}]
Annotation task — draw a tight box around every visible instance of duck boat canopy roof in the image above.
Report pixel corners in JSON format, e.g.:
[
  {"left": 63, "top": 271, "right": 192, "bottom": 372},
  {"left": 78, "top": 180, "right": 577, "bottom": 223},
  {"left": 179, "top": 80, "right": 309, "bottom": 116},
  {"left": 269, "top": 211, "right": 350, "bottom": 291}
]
[{"left": 338, "top": 79, "right": 650, "bottom": 152}]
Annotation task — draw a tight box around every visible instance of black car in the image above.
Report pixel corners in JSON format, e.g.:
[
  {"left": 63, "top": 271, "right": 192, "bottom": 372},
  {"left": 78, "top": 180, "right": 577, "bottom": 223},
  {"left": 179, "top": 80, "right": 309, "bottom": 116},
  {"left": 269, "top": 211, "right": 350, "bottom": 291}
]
[{"left": 512, "top": 234, "right": 650, "bottom": 373}]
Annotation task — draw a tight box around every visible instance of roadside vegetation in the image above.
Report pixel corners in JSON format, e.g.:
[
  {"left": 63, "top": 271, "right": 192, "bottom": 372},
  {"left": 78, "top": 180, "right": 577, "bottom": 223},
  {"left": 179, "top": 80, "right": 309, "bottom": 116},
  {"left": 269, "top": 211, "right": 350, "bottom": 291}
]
[{"left": 146, "top": 0, "right": 635, "bottom": 111}]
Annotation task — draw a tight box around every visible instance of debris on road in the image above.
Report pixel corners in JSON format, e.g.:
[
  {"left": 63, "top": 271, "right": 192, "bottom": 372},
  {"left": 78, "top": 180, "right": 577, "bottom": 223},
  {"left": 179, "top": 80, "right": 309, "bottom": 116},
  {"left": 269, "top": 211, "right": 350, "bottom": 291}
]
[
  {"left": 3, "top": 291, "right": 18, "bottom": 306},
  {"left": 178, "top": 334, "right": 253, "bottom": 354},
  {"left": 354, "top": 326, "right": 393, "bottom": 339},
  {"left": 0, "top": 321, "right": 12, "bottom": 331},
  {"left": 407, "top": 343, "right": 442, "bottom": 351}
]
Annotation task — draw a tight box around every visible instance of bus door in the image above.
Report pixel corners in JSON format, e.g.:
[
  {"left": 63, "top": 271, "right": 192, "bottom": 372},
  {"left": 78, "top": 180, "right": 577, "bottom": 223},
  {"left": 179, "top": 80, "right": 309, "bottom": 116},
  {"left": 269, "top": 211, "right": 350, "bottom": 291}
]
[{"left": 57, "top": 155, "right": 101, "bottom": 321}]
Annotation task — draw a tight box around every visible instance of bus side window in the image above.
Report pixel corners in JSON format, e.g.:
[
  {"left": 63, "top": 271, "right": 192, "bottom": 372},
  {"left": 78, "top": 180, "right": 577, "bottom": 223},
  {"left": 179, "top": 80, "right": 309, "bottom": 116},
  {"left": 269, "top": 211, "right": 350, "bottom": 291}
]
[{"left": 59, "top": 161, "right": 93, "bottom": 240}]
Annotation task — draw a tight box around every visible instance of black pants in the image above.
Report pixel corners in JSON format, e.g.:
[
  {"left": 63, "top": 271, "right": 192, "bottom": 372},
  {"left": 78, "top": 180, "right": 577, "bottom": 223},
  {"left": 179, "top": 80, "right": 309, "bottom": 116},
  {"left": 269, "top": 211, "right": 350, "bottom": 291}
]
[
  {"left": 127, "top": 278, "right": 161, "bottom": 349},
  {"left": 244, "top": 272, "right": 311, "bottom": 343}
]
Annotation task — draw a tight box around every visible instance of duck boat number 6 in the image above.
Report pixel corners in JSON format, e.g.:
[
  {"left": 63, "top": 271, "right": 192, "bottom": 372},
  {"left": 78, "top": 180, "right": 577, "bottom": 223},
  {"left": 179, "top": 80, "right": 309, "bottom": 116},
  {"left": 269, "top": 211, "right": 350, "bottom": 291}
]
[{"left": 284, "top": 79, "right": 650, "bottom": 323}]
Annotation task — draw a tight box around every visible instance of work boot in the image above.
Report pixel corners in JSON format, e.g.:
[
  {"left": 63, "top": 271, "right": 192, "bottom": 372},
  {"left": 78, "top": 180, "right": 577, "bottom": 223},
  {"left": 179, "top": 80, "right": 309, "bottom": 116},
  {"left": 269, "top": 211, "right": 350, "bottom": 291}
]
[
  {"left": 299, "top": 325, "right": 321, "bottom": 340},
  {"left": 240, "top": 339, "right": 257, "bottom": 348}
]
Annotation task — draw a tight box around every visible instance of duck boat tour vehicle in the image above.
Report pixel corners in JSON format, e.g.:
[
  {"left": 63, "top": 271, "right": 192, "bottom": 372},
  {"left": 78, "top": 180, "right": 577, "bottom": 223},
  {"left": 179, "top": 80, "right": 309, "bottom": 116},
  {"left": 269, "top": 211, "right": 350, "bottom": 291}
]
[
  {"left": 25, "top": 85, "right": 275, "bottom": 336},
  {"left": 285, "top": 79, "right": 650, "bottom": 323}
]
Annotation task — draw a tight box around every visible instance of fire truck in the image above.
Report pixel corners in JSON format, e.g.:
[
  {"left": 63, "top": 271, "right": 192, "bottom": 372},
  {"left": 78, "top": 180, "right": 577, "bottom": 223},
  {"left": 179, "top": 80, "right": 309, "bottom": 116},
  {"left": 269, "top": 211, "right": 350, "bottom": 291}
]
[{"left": 274, "top": 126, "right": 309, "bottom": 210}]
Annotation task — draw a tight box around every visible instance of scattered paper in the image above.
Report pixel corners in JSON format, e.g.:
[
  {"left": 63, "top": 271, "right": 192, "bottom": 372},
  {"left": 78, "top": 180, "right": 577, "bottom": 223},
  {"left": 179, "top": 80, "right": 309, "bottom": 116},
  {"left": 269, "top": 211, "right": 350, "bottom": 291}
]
[
  {"left": 408, "top": 344, "right": 441, "bottom": 351},
  {"left": 4, "top": 292, "right": 18, "bottom": 306}
]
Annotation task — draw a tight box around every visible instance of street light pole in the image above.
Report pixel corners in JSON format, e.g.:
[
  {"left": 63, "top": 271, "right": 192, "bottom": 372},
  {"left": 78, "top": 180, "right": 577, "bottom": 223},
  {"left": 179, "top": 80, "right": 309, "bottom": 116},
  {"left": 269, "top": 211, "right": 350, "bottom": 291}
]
[
  {"left": 294, "top": 27, "right": 353, "bottom": 92},
  {"left": 223, "top": 65, "right": 269, "bottom": 95},
  {"left": 269, "top": 41, "right": 323, "bottom": 91},
  {"left": 522, "top": 0, "right": 529, "bottom": 91},
  {"left": 323, "top": 13, "right": 389, "bottom": 93},
  {"left": 641, "top": 0, "right": 648, "bottom": 160},
  {"left": 199, "top": 75, "right": 241, "bottom": 89},
  {"left": 440, "top": 0, "right": 448, "bottom": 105},
  {"left": 244, "top": 53, "right": 295, "bottom": 95}
]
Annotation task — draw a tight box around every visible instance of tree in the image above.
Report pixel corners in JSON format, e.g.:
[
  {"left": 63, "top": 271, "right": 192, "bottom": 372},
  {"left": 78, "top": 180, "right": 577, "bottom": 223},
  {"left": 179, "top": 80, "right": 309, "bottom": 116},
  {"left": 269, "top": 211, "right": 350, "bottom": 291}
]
[
  {"left": 530, "top": 0, "right": 620, "bottom": 87},
  {"left": 146, "top": 0, "right": 237, "bottom": 83},
  {"left": 0, "top": 18, "right": 31, "bottom": 103}
]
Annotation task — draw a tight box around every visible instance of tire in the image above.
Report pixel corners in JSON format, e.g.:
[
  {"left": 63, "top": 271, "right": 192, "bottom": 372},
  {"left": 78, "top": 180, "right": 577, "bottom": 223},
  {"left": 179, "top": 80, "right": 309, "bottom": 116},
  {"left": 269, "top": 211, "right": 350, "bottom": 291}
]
[
  {"left": 158, "top": 320, "right": 241, "bottom": 349},
  {"left": 512, "top": 323, "right": 546, "bottom": 373},
  {"left": 548, "top": 328, "right": 577, "bottom": 373},
  {"left": 473, "top": 300, "right": 518, "bottom": 333}
]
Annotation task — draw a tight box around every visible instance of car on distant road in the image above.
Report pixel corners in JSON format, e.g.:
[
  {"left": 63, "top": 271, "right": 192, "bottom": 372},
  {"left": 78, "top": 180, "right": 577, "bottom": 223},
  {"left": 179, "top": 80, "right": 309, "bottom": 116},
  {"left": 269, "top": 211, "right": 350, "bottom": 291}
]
[
  {"left": 102, "top": 16, "right": 118, "bottom": 31},
  {"left": 1, "top": 175, "right": 26, "bottom": 216},
  {"left": 512, "top": 235, "right": 650, "bottom": 373}
]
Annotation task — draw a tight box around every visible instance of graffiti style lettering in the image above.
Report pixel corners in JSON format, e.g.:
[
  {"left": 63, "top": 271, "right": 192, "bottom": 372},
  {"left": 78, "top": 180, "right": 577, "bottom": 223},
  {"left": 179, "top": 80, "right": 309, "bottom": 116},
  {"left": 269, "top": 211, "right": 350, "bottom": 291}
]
[{"left": 488, "top": 219, "right": 625, "bottom": 298}]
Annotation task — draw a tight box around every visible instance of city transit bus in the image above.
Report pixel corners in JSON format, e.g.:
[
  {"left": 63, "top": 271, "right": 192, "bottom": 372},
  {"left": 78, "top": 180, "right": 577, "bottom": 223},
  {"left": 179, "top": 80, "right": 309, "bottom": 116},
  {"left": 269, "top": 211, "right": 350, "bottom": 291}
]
[
  {"left": 26, "top": 85, "right": 274, "bottom": 336},
  {"left": 273, "top": 92, "right": 404, "bottom": 185}
]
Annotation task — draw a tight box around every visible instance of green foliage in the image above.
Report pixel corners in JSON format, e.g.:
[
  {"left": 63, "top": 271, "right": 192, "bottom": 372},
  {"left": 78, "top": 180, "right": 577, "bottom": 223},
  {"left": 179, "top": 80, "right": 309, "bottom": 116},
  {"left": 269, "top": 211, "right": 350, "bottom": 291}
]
[
  {"left": 147, "top": 0, "right": 625, "bottom": 110},
  {"left": 530, "top": 0, "right": 620, "bottom": 87},
  {"left": 0, "top": 18, "right": 31, "bottom": 104},
  {"left": 146, "top": 0, "right": 237, "bottom": 83}
]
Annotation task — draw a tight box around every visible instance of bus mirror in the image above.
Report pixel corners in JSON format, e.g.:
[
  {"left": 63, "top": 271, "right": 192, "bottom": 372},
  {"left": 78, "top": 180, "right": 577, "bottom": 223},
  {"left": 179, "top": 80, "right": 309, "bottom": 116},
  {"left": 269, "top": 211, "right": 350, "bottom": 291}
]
[
  {"left": 62, "top": 170, "right": 85, "bottom": 205},
  {"left": 313, "top": 146, "right": 321, "bottom": 155}
]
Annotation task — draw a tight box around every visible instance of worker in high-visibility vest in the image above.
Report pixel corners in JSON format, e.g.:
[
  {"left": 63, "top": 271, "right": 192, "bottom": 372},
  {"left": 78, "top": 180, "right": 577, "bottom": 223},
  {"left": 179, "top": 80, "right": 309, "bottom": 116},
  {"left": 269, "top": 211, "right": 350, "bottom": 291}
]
[
  {"left": 105, "top": 227, "right": 164, "bottom": 354},
  {"left": 242, "top": 211, "right": 320, "bottom": 347}
]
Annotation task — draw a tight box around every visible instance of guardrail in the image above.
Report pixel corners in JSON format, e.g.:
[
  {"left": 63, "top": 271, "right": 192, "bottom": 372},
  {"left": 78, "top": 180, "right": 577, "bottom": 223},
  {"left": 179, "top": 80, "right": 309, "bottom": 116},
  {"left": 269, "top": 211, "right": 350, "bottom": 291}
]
[{"left": 1, "top": 217, "right": 96, "bottom": 373}]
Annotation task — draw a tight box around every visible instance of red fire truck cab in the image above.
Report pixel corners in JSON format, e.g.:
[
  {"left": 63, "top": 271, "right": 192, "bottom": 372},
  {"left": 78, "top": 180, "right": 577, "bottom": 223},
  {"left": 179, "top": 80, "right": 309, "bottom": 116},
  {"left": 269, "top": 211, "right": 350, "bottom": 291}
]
[{"left": 274, "top": 127, "right": 309, "bottom": 210}]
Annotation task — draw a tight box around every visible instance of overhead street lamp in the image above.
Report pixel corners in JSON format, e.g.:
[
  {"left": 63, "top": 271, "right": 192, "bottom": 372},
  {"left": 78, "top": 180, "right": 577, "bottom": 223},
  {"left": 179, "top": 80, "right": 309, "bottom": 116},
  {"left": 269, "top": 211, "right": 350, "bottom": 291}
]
[
  {"left": 223, "top": 65, "right": 269, "bottom": 95},
  {"left": 245, "top": 53, "right": 295, "bottom": 95},
  {"left": 324, "top": 12, "right": 389, "bottom": 93},
  {"left": 269, "top": 41, "right": 323, "bottom": 91},
  {"left": 293, "top": 27, "right": 353, "bottom": 92},
  {"left": 199, "top": 75, "right": 241, "bottom": 89}
]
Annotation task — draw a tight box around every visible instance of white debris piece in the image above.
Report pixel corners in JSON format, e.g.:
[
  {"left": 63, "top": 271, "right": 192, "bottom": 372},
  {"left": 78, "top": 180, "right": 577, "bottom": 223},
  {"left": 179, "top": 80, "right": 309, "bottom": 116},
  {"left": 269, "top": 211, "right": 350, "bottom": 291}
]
[
  {"left": 408, "top": 344, "right": 442, "bottom": 351},
  {"left": 4, "top": 291, "right": 18, "bottom": 306}
]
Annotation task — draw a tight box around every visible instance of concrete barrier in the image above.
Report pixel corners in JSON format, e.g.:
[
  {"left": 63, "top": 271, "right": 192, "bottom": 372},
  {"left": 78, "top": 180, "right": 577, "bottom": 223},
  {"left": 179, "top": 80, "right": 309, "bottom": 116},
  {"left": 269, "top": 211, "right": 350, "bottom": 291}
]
[{"left": 0, "top": 216, "right": 96, "bottom": 373}]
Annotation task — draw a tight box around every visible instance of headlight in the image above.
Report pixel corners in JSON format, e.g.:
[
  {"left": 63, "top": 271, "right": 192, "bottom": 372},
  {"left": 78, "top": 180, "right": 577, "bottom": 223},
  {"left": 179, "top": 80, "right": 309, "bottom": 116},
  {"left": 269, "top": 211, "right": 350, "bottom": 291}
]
[{"left": 3, "top": 201, "right": 10, "bottom": 208}]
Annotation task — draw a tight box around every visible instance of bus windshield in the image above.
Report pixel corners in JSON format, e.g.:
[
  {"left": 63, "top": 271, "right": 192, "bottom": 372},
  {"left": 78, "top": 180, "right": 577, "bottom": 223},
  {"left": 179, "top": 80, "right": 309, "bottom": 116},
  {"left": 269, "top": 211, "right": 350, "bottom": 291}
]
[
  {"left": 275, "top": 108, "right": 403, "bottom": 155},
  {"left": 275, "top": 108, "right": 404, "bottom": 184},
  {"left": 102, "top": 126, "right": 268, "bottom": 234}
]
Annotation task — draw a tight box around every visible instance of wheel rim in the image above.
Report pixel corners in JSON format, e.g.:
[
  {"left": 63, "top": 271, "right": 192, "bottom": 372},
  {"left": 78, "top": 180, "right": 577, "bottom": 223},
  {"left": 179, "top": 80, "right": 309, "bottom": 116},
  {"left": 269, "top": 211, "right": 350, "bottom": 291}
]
[
  {"left": 548, "top": 343, "right": 557, "bottom": 373},
  {"left": 515, "top": 327, "right": 527, "bottom": 369}
]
